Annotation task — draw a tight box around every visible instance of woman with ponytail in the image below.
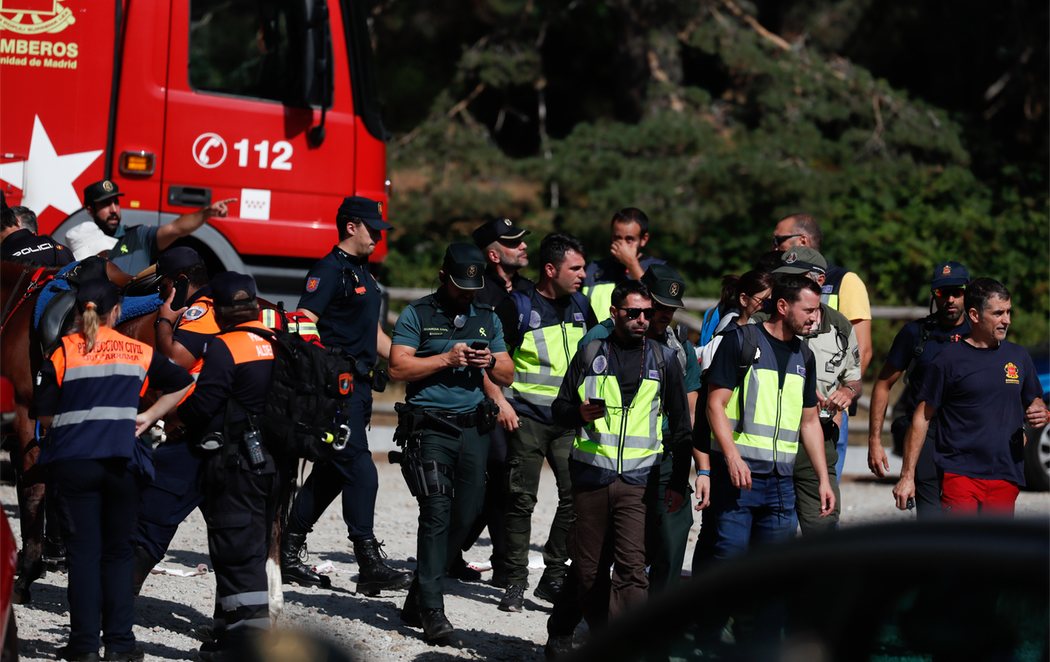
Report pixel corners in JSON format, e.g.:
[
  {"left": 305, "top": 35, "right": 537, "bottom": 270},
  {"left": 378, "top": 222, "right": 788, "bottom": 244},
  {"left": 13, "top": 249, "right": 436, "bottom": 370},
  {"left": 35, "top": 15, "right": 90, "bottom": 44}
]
[{"left": 34, "top": 278, "right": 193, "bottom": 662}]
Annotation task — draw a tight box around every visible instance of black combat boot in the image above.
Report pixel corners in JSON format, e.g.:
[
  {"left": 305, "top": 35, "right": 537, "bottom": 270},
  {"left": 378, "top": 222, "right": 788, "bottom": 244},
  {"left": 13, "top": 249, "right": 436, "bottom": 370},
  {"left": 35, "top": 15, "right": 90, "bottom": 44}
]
[
  {"left": 353, "top": 537, "right": 412, "bottom": 596},
  {"left": 399, "top": 577, "right": 422, "bottom": 627},
  {"left": 12, "top": 554, "right": 44, "bottom": 605},
  {"left": 420, "top": 608, "right": 454, "bottom": 643},
  {"left": 280, "top": 531, "right": 330, "bottom": 588}
]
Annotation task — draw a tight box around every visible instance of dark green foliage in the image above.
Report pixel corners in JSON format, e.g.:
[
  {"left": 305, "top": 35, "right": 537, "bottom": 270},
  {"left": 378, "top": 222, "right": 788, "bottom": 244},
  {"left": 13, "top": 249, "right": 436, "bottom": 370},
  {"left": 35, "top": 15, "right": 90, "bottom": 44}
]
[{"left": 374, "top": 1, "right": 1048, "bottom": 346}]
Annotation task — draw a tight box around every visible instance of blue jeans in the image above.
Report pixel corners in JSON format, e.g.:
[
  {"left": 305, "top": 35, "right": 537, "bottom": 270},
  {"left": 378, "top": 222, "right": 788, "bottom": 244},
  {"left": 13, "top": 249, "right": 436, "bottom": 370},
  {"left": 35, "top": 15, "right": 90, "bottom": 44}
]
[
  {"left": 836, "top": 410, "right": 849, "bottom": 481},
  {"left": 709, "top": 459, "right": 796, "bottom": 560}
]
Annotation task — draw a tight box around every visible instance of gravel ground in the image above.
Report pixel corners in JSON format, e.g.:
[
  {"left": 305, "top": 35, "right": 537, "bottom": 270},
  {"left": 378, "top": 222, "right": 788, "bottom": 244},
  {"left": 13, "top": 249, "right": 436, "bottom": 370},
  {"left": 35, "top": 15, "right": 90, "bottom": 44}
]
[{"left": 5, "top": 450, "right": 1049, "bottom": 661}]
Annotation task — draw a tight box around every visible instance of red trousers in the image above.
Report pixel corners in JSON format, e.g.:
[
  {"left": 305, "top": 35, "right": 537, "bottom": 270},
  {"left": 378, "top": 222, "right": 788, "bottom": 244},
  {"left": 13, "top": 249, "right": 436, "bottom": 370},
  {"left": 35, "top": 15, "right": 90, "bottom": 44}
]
[{"left": 941, "top": 472, "right": 1019, "bottom": 515}]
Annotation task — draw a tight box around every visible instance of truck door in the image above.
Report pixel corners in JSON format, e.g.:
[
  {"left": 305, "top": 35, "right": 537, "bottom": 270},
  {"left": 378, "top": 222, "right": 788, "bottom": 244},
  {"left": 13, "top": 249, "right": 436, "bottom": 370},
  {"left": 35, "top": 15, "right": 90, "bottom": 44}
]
[{"left": 161, "top": 0, "right": 357, "bottom": 260}]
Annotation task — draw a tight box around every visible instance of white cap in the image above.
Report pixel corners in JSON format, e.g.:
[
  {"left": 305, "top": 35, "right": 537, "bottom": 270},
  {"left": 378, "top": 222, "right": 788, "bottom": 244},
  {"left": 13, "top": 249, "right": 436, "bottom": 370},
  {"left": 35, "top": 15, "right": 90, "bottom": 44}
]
[{"left": 66, "top": 221, "right": 117, "bottom": 260}]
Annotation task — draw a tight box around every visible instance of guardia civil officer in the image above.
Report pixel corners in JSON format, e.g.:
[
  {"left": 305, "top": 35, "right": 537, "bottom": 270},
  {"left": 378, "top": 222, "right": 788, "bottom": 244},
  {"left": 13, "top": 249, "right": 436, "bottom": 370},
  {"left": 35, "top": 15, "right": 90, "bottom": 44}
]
[
  {"left": 35, "top": 279, "right": 192, "bottom": 662},
  {"left": 132, "top": 247, "right": 221, "bottom": 591},
  {"left": 389, "top": 243, "right": 514, "bottom": 643},
  {"left": 281, "top": 196, "right": 411, "bottom": 594},
  {"left": 177, "top": 272, "right": 279, "bottom": 659}
]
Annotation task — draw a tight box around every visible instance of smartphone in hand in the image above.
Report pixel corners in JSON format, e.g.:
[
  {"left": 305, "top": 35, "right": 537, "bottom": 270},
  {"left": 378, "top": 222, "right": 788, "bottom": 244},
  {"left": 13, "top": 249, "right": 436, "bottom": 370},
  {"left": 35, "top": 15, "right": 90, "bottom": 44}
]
[
  {"left": 470, "top": 340, "right": 489, "bottom": 350},
  {"left": 171, "top": 277, "right": 190, "bottom": 309},
  {"left": 589, "top": 398, "right": 606, "bottom": 410}
]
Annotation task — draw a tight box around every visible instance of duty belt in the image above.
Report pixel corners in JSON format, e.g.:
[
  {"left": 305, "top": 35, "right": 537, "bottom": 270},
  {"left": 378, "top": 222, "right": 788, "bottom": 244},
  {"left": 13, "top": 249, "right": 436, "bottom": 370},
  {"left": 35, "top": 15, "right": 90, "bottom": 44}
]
[{"left": 424, "top": 409, "right": 480, "bottom": 428}]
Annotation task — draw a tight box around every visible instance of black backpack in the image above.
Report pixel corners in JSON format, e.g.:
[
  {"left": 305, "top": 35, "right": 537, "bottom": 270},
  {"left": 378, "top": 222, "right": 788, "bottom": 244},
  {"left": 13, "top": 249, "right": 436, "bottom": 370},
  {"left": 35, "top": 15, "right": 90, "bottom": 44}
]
[
  {"left": 693, "top": 323, "right": 761, "bottom": 453},
  {"left": 231, "top": 325, "right": 355, "bottom": 461}
]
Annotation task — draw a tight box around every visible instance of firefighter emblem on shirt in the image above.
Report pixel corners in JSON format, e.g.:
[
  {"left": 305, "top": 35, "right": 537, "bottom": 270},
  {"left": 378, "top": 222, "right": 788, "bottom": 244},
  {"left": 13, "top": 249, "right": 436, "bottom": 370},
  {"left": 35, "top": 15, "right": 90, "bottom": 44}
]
[
  {"left": 306, "top": 277, "right": 320, "bottom": 292},
  {"left": 1004, "top": 362, "right": 1020, "bottom": 384}
]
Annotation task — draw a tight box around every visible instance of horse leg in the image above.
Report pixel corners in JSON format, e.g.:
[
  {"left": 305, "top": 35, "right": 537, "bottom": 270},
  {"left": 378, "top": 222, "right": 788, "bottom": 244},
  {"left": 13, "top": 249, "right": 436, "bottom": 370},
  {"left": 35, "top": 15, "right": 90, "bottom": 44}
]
[
  {"left": 12, "top": 408, "right": 46, "bottom": 604},
  {"left": 266, "top": 515, "right": 284, "bottom": 622}
]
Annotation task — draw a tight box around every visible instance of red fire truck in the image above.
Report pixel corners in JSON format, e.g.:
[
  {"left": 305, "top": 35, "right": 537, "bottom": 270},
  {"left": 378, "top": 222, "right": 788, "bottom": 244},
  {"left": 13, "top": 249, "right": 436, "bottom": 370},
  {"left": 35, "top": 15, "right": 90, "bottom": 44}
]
[{"left": 0, "top": 0, "right": 388, "bottom": 301}]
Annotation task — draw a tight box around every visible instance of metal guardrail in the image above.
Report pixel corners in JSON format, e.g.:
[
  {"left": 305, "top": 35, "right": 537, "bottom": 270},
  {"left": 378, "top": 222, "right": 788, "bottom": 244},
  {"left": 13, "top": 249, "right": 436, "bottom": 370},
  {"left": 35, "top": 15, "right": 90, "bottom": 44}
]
[{"left": 385, "top": 287, "right": 929, "bottom": 330}]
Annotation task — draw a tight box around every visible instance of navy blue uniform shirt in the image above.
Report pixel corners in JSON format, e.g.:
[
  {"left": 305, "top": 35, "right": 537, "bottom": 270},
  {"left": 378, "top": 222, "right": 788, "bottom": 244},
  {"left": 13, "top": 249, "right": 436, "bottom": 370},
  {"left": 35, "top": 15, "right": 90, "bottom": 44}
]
[
  {"left": 0, "top": 228, "right": 74, "bottom": 266},
  {"left": 298, "top": 246, "right": 381, "bottom": 368},
  {"left": 885, "top": 316, "right": 970, "bottom": 420},
  {"left": 918, "top": 340, "right": 1042, "bottom": 485}
]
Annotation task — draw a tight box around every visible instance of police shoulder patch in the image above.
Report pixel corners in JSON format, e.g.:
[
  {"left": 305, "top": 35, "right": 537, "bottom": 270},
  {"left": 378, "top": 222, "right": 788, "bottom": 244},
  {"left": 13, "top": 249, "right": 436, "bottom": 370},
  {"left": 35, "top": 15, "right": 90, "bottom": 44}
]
[
  {"left": 592, "top": 355, "right": 608, "bottom": 374},
  {"left": 182, "top": 305, "right": 206, "bottom": 321}
]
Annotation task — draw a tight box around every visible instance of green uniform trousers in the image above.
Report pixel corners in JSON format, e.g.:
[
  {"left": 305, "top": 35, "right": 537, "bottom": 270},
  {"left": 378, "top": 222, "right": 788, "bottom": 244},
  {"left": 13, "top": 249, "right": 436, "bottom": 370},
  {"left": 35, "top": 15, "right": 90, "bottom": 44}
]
[
  {"left": 503, "top": 414, "right": 575, "bottom": 586},
  {"left": 646, "top": 452, "right": 694, "bottom": 595},
  {"left": 792, "top": 433, "right": 841, "bottom": 535},
  {"left": 416, "top": 422, "right": 489, "bottom": 609}
]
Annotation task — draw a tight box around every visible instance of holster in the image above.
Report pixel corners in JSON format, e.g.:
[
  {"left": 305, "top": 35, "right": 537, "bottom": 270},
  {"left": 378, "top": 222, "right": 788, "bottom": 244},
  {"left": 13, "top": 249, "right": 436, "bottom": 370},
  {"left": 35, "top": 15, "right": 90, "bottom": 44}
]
[
  {"left": 393, "top": 402, "right": 455, "bottom": 498},
  {"left": 477, "top": 397, "right": 499, "bottom": 434}
]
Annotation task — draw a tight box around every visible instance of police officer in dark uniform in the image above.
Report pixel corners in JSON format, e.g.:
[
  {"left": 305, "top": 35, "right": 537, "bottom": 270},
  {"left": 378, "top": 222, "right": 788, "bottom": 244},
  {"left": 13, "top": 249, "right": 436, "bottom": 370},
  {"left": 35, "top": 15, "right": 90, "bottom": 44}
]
[
  {"left": 868, "top": 261, "right": 972, "bottom": 516},
  {"left": 131, "top": 247, "right": 221, "bottom": 591},
  {"left": 446, "top": 217, "right": 533, "bottom": 585},
  {"left": 0, "top": 202, "right": 73, "bottom": 266},
  {"left": 176, "top": 272, "right": 277, "bottom": 659},
  {"left": 280, "top": 196, "right": 411, "bottom": 594},
  {"left": 390, "top": 243, "right": 514, "bottom": 643}
]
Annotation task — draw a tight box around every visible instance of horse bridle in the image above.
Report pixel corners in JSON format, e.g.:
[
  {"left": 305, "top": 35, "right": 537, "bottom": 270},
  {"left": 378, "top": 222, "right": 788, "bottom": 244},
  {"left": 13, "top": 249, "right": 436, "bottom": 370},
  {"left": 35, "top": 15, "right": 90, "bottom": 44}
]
[{"left": 0, "top": 266, "right": 54, "bottom": 335}]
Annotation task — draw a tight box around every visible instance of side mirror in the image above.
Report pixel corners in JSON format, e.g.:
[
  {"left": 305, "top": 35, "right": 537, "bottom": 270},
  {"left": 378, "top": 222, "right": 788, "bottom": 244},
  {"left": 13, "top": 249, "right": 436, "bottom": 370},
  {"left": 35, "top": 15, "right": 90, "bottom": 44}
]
[{"left": 289, "top": 0, "right": 332, "bottom": 109}]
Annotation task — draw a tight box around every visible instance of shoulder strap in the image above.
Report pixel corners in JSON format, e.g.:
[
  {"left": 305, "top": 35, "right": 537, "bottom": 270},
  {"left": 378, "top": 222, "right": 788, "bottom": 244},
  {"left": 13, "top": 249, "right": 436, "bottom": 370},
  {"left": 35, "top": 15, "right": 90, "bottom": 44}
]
[
  {"left": 699, "top": 306, "right": 721, "bottom": 346},
  {"left": 570, "top": 291, "right": 590, "bottom": 318},
  {"left": 510, "top": 290, "right": 532, "bottom": 336},
  {"left": 737, "top": 323, "right": 760, "bottom": 382},
  {"left": 904, "top": 315, "right": 937, "bottom": 383}
]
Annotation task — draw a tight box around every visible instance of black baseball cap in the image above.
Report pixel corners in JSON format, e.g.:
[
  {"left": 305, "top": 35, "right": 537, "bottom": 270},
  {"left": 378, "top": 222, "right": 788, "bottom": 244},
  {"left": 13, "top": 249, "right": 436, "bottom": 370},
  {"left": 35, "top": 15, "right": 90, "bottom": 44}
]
[
  {"left": 472, "top": 217, "right": 529, "bottom": 248},
  {"left": 337, "top": 196, "right": 391, "bottom": 231},
  {"left": 641, "top": 264, "right": 686, "bottom": 308},
  {"left": 442, "top": 242, "right": 486, "bottom": 290},
  {"left": 157, "top": 247, "right": 203, "bottom": 278},
  {"left": 930, "top": 261, "right": 970, "bottom": 289},
  {"left": 83, "top": 180, "right": 124, "bottom": 207},
  {"left": 76, "top": 278, "right": 120, "bottom": 315},
  {"left": 210, "top": 271, "right": 257, "bottom": 306}
]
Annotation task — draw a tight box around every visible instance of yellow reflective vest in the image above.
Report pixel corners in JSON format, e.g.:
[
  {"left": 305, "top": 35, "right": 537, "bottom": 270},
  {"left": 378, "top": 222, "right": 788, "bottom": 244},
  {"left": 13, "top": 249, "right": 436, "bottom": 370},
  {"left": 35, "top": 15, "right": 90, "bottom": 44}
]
[
  {"left": 508, "top": 290, "right": 590, "bottom": 414},
  {"left": 572, "top": 338, "right": 673, "bottom": 486},
  {"left": 718, "top": 326, "right": 810, "bottom": 475}
]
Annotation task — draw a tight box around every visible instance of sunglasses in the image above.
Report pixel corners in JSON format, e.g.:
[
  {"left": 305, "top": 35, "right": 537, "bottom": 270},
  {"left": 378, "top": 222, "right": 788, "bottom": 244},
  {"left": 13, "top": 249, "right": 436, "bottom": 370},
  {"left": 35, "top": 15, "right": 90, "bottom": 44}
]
[
  {"left": 618, "top": 307, "right": 653, "bottom": 320},
  {"left": 773, "top": 233, "right": 803, "bottom": 246},
  {"left": 933, "top": 287, "right": 966, "bottom": 298}
]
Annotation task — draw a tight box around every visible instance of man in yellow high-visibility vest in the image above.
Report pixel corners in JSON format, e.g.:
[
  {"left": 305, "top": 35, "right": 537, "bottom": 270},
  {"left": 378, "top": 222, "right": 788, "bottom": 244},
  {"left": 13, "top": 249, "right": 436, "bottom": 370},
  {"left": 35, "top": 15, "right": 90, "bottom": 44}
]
[{"left": 705, "top": 273, "right": 835, "bottom": 559}]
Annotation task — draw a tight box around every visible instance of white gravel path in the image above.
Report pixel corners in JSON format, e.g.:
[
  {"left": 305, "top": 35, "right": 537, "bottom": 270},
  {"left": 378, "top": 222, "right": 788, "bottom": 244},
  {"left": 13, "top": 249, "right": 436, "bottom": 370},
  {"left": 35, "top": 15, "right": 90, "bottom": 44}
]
[{"left": 5, "top": 443, "right": 1048, "bottom": 661}]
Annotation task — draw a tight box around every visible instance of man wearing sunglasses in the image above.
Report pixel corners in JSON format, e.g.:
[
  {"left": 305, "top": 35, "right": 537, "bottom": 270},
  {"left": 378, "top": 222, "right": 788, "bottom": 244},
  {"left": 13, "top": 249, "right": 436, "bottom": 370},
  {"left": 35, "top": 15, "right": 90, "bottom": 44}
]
[
  {"left": 868, "top": 261, "right": 971, "bottom": 517},
  {"left": 575, "top": 264, "right": 705, "bottom": 595},
  {"left": 545, "top": 280, "right": 692, "bottom": 654},
  {"left": 772, "top": 213, "right": 871, "bottom": 483}
]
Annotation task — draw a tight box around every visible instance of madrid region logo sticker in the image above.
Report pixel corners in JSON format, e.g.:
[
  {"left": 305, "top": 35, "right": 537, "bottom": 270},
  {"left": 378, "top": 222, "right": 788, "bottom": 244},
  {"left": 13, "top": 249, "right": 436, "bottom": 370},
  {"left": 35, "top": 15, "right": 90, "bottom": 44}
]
[{"left": 0, "top": 1, "right": 76, "bottom": 35}]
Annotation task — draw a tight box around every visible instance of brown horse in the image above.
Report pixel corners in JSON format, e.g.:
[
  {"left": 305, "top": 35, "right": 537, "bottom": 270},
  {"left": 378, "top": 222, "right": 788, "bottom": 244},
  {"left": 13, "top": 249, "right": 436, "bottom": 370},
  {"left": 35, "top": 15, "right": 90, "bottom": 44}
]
[
  {"left": 1, "top": 261, "right": 290, "bottom": 613},
  {"left": 1, "top": 260, "right": 149, "bottom": 600}
]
